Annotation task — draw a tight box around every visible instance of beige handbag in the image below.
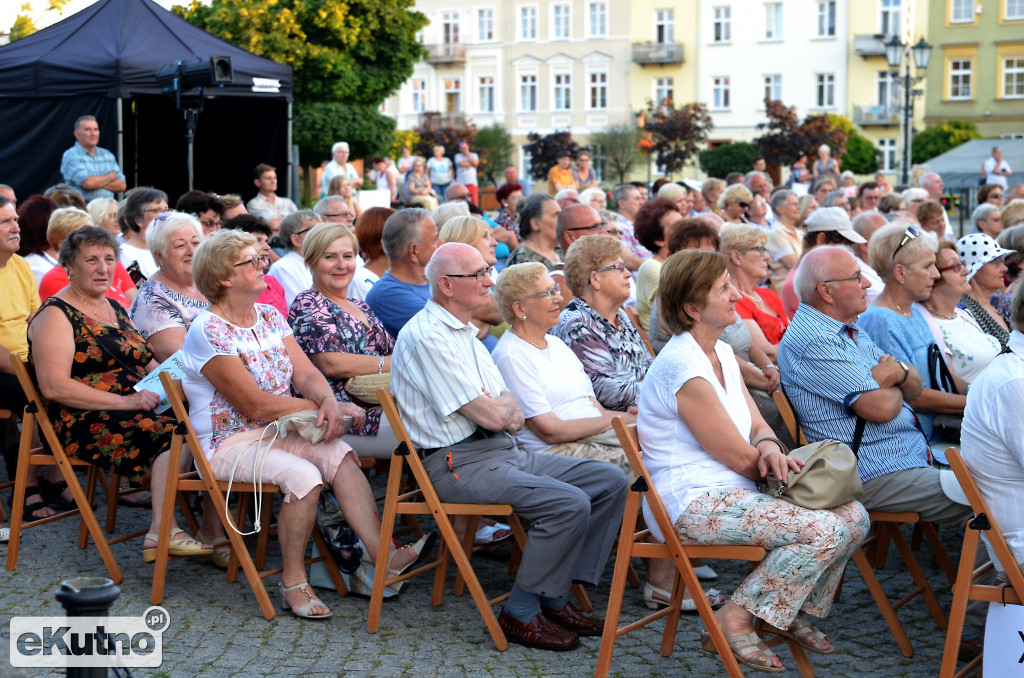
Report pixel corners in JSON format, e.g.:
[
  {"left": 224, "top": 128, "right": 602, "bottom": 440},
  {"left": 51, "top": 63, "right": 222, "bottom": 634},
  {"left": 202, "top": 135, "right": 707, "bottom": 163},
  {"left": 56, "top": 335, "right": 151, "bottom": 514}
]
[
  {"left": 754, "top": 435, "right": 863, "bottom": 510},
  {"left": 344, "top": 372, "right": 391, "bottom": 405}
]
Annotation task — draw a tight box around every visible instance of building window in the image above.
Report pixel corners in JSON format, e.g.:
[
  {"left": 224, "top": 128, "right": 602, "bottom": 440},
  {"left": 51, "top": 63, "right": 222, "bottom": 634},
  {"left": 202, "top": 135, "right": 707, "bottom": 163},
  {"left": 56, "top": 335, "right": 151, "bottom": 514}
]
[
  {"left": 654, "top": 77, "right": 674, "bottom": 105},
  {"left": 949, "top": 59, "right": 973, "bottom": 99},
  {"left": 444, "top": 78, "right": 461, "bottom": 113},
  {"left": 589, "top": 71, "right": 608, "bottom": 109},
  {"left": 553, "top": 3, "right": 571, "bottom": 39},
  {"left": 877, "top": 70, "right": 899, "bottom": 111},
  {"left": 817, "top": 1, "right": 836, "bottom": 37},
  {"left": 951, "top": 0, "right": 975, "bottom": 22},
  {"left": 520, "top": 74, "right": 537, "bottom": 111},
  {"left": 655, "top": 9, "right": 674, "bottom": 43},
  {"left": 411, "top": 79, "right": 426, "bottom": 113},
  {"left": 880, "top": 0, "right": 900, "bottom": 35},
  {"left": 816, "top": 73, "right": 835, "bottom": 107},
  {"left": 479, "top": 76, "right": 495, "bottom": 112},
  {"left": 765, "top": 3, "right": 782, "bottom": 40},
  {"left": 1004, "top": 57, "right": 1024, "bottom": 98},
  {"left": 713, "top": 6, "right": 731, "bottom": 43},
  {"left": 478, "top": 9, "right": 494, "bottom": 41},
  {"left": 877, "top": 138, "right": 897, "bottom": 171},
  {"left": 588, "top": 2, "right": 607, "bottom": 37},
  {"left": 442, "top": 11, "right": 460, "bottom": 44},
  {"left": 713, "top": 76, "right": 731, "bottom": 109},
  {"left": 554, "top": 73, "right": 572, "bottom": 110},
  {"left": 764, "top": 74, "right": 781, "bottom": 102},
  {"left": 1008, "top": 0, "right": 1024, "bottom": 20},
  {"left": 520, "top": 6, "right": 537, "bottom": 40}
]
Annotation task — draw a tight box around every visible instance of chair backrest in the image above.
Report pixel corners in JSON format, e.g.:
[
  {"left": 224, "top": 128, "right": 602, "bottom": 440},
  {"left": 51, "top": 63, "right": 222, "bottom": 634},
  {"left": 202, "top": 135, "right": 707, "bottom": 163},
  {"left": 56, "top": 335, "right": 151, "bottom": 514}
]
[
  {"left": 946, "top": 447, "right": 1024, "bottom": 595},
  {"left": 159, "top": 373, "right": 213, "bottom": 476},
  {"left": 11, "top": 356, "right": 67, "bottom": 456},
  {"left": 378, "top": 389, "right": 415, "bottom": 453},
  {"left": 771, "top": 388, "right": 809, "bottom": 445}
]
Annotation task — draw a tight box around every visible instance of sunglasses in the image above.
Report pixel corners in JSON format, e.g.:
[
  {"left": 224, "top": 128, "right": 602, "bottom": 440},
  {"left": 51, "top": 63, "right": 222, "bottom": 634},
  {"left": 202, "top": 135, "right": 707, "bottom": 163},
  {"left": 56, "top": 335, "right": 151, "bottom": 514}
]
[
  {"left": 737, "top": 201, "right": 751, "bottom": 209},
  {"left": 892, "top": 224, "right": 920, "bottom": 261}
]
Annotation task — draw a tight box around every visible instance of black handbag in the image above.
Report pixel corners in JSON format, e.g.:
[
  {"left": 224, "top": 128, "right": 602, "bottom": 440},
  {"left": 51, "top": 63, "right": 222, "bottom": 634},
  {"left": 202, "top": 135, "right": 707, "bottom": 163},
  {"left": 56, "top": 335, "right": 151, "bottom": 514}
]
[{"left": 927, "top": 343, "right": 962, "bottom": 443}]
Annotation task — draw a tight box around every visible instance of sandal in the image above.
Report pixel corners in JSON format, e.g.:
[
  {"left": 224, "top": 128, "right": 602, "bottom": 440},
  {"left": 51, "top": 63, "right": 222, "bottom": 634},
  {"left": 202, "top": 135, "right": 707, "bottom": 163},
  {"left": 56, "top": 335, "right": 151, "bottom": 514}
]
[
  {"left": 643, "top": 581, "right": 728, "bottom": 612},
  {"left": 700, "top": 628, "right": 785, "bottom": 673},
  {"left": 21, "top": 488, "right": 56, "bottom": 520},
  {"left": 387, "top": 531, "right": 437, "bottom": 578},
  {"left": 0, "top": 526, "right": 9, "bottom": 543},
  {"left": 758, "top": 615, "right": 835, "bottom": 655},
  {"left": 142, "top": 528, "right": 214, "bottom": 563},
  {"left": 117, "top": 482, "right": 152, "bottom": 508},
  {"left": 195, "top": 530, "right": 231, "bottom": 569},
  {"left": 278, "top": 580, "right": 331, "bottom": 619},
  {"left": 474, "top": 522, "right": 513, "bottom": 546},
  {"left": 38, "top": 477, "right": 75, "bottom": 512}
]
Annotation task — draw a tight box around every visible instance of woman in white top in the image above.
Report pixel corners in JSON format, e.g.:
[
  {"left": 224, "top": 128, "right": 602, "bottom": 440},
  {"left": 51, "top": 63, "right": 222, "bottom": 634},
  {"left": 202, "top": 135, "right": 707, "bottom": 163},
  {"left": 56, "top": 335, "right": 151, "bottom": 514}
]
[
  {"left": 117, "top": 187, "right": 167, "bottom": 281},
  {"left": 638, "top": 249, "right": 869, "bottom": 672}
]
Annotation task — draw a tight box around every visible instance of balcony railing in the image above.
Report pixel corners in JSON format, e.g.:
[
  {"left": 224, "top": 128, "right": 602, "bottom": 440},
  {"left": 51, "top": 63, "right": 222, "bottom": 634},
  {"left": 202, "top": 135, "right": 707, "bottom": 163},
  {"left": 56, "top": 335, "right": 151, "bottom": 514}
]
[
  {"left": 426, "top": 43, "right": 466, "bottom": 64},
  {"left": 632, "top": 42, "right": 685, "bottom": 65},
  {"left": 854, "top": 34, "right": 890, "bottom": 57},
  {"left": 852, "top": 104, "right": 899, "bottom": 126},
  {"left": 418, "top": 112, "right": 467, "bottom": 127}
]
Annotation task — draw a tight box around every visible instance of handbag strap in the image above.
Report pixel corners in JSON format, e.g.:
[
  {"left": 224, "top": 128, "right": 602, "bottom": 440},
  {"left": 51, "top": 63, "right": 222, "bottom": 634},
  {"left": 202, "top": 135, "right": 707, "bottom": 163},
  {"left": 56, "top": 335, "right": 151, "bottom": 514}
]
[
  {"left": 850, "top": 416, "right": 866, "bottom": 457},
  {"left": 927, "top": 343, "right": 959, "bottom": 395},
  {"left": 77, "top": 304, "right": 149, "bottom": 382}
]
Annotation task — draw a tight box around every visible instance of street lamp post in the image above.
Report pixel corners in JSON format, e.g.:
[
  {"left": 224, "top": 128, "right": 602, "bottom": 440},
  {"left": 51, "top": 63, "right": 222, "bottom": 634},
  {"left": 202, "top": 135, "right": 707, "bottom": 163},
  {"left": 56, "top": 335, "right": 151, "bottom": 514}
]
[{"left": 886, "top": 36, "right": 932, "bottom": 186}]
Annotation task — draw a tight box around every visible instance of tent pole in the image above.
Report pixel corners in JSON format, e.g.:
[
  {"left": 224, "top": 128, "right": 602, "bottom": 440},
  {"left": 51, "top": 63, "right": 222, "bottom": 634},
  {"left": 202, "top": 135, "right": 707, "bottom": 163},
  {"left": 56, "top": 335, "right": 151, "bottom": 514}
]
[
  {"left": 287, "top": 102, "right": 295, "bottom": 202},
  {"left": 117, "top": 99, "right": 125, "bottom": 196}
]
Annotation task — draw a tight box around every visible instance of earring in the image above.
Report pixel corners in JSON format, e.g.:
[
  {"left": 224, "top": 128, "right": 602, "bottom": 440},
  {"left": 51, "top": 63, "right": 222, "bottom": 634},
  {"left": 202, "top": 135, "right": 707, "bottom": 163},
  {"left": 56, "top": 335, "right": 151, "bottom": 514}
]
[
  {"left": 522, "top": 315, "right": 527, "bottom": 321},
  {"left": 899, "top": 280, "right": 904, "bottom": 285}
]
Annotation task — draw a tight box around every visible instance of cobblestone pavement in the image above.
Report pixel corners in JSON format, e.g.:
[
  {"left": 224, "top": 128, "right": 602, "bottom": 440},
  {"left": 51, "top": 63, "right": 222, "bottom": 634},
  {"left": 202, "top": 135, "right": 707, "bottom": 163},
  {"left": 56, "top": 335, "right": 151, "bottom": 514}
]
[{"left": 0, "top": 468, "right": 975, "bottom": 677}]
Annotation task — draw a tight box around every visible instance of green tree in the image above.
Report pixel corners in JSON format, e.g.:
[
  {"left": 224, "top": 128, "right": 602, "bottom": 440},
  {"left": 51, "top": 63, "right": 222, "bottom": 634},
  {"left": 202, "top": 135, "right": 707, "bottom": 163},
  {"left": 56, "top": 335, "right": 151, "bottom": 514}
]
[
  {"left": 754, "top": 101, "right": 849, "bottom": 168},
  {"left": 173, "top": 0, "right": 428, "bottom": 107},
  {"left": 642, "top": 100, "right": 713, "bottom": 177},
  {"left": 589, "top": 125, "right": 643, "bottom": 185},
  {"left": 8, "top": 0, "right": 72, "bottom": 42},
  {"left": 411, "top": 113, "right": 477, "bottom": 159},
  {"left": 474, "top": 124, "right": 515, "bottom": 187},
  {"left": 389, "top": 130, "right": 421, "bottom": 161},
  {"left": 292, "top": 102, "right": 395, "bottom": 167},
  {"left": 911, "top": 120, "right": 981, "bottom": 164},
  {"left": 523, "top": 131, "right": 580, "bottom": 182},
  {"left": 698, "top": 142, "right": 758, "bottom": 179}
]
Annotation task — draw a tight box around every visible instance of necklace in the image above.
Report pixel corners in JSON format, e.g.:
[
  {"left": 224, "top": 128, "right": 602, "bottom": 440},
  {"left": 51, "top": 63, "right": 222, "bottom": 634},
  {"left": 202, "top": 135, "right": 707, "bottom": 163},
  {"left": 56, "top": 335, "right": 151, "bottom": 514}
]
[
  {"left": 925, "top": 305, "right": 956, "bottom": 321},
  {"left": 510, "top": 328, "right": 548, "bottom": 351},
  {"left": 212, "top": 304, "right": 255, "bottom": 327},
  {"left": 71, "top": 288, "right": 116, "bottom": 325},
  {"left": 883, "top": 292, "right": 912, "bottom": 317}
]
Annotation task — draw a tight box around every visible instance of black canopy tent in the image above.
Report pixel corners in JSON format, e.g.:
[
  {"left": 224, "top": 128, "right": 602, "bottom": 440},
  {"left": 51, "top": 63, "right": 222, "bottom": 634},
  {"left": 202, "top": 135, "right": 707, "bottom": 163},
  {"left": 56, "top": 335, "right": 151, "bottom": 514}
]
[{"left": 0, "top": 0, "right": 294, "bottom": 205}]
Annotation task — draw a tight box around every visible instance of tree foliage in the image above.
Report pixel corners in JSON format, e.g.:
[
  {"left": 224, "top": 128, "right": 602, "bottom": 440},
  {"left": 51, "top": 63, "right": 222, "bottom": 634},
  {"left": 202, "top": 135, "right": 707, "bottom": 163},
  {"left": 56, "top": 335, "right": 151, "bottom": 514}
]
[
  {"left": 826, "top": 114, "right": 877, "bottom": 175},
  {"left": 388, "top": 130, "right": 422, "bottom": 161},
  {"left": 698, "top": 142, "right": 758, "bottom": 179},
  {"left": 523, "top": 131, "right": 580, "bottom": 182},
  {"left": 8, "top": 0, "right": 72, "bottom": 42},
  {"left": 411, "top": 113, "right": 477, "bottom": 158},
  {"left": 642, "top": 100, "right": 713, "bottom": 177},
  {"left": 589, "top": 125, "right": 643, "bottom": 186},
  {"left": 474, "top": 124, "right": 515, "bottom": 187},
  {"left": 292, "top": 102, "right": 395, "bottom": 167},
  {"left": 173, "top": 0, "right": 428, "bottom": 106},
  {"left": 911, "top": 120, "right": 981, "bottom": 164},
  {"left": 754, "top": 100, "right": 849, "bottom": 167}
]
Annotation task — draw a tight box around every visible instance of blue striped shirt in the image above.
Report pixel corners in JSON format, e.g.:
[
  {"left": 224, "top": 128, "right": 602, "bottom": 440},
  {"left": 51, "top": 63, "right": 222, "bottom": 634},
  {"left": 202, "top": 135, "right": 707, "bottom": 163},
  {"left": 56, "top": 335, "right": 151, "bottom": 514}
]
[
  {"left": 778, "top": 303, "right": 929, "bottom": 482},
  {"left": 391, "top": 299, "right": 508, "bottom": 449}
]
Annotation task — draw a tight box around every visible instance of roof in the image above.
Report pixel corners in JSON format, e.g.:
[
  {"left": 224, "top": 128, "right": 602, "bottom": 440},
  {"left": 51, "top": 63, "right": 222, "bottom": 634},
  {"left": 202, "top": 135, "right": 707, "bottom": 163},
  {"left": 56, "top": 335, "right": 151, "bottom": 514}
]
[
  {"left": 920, "top": 139, "right": 1024, "bottom": 191},
  {"left": 0, "top": 0, "right": 292, "bottom": 100}
]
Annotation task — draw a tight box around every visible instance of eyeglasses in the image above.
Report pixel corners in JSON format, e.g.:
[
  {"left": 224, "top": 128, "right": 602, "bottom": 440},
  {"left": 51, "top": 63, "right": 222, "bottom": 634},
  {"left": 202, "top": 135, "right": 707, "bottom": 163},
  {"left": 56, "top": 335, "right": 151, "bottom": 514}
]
[
  {"left": 323, "top": 212, "right": 353, "bottom": 220},
  {"left": 234, "top": 254, "right": 271, "bottom": 270},
  {"left": 144, "top": 206, "right": 167, "bottom": 214},
  {"left": 989, "top": 194, "right": 1003, "bottom": 200},
  {"left": 823, "top": 271, "right": 863, "bottom": 285},
  {"left": 595, "top": 261, "right": 628, "bottom": 274},
  {"left": 294, "top": 226, "right": 315, "bottom": 238},
  {"left": 741, "top": 246, "right": 768, "bottom": 256},
  {"left": 605, "top": 228, "right": 621, "bottom": 236},
  {"left": 892, "top": 224, "right": 920, "bottom": 261},
  {"left": 200, "top": 217, "right": 222, "bottom": 230},
  {"left": 737, "top": 201, "right": 751, "bottom": 209},
  {"left": 443, "top": 266, "right": 493, "bottom": 282},
  {"left": 937, "top": 261, "right": 964, "bottom": 273},
  {"left": 565, "top": 222, "right": 603, "bottom": 233},
  {"left": 527, "top": 283, "right": 561, "bottom": 300}
]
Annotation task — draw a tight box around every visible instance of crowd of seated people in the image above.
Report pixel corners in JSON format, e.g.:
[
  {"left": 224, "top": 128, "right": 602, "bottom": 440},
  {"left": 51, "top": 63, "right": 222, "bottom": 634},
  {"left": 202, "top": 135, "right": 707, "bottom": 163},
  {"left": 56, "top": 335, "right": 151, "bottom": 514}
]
[{"left": 4, "top": 155, "right": 1024, "bottom": 671}]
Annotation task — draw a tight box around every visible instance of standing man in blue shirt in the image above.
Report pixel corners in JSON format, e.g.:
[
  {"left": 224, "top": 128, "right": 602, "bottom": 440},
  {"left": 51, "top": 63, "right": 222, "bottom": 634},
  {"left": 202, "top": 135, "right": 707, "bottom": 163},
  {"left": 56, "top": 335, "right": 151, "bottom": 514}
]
[{"left": 60, "top": 116, "right": 126, "bottom": 201}]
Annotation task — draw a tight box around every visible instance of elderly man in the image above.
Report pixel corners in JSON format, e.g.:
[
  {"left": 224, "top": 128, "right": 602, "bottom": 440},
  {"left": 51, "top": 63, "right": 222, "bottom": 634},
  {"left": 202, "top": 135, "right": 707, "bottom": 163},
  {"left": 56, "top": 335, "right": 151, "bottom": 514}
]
[
  {"left": 391, "top": 241, "right": 626, "bottom": 650},
  {"left": 611, "top": 183, "right": 649, "bottom": 270},
  {"left": 313, "top": 195, "right": 356, "bottom": 226},
  {"left": 60, "top": 115, "right": 126, "bottom": 201},
  {"left": 445, "top": 184, "right": 472, "bottom": 203},
  {"left": 555, "top": 203, "right": 605, "bottom": 253},
  {"left": 266, "top": 210, "right": 319, "bottom": 306},
  {"left": 743, "top": 170, "right": 770, "bottom": 200},
  {"left": 780, "top": 245, "right": 986, "bottom": 656},
  {"left": 499, "top": 164, "right": 531, "bottom": 197},
  {"left": 857, "top": 181, "right": 881, "bottom": 212},
  {"left": 321, "top": 142, "right": 363, "bottom": 197},
  {"left": 822, "top": 190, "right": 851, "bottom": 214},
  {"left": 0, "top": 184, "right": 17, "bottom": 205},
  {"left": 247, "top": 163, "right": 298, "bottom": 231},
  {"left": 971, "top": 203, "right": 1002, "bottom": 238},
  {"left": 454, "top": 141, "right": 480, "bottom": 204},
  {"left": 812, "top": 179, "right": 836, "bottom": 206},
  {"left": 982, "top": 146, "right": 1012, "bottom": 189},
  {"left": 366, "top": 208, "right": 442, "bottom": 338},
  {"left": 850, "top": 210, "right": 887, "bottom": 302},
  {"left": 554, "top": 188, "right": 580, "bottom": 210},
  {"left": 921, "top": 172, "right": 954, "bottom": 239}
]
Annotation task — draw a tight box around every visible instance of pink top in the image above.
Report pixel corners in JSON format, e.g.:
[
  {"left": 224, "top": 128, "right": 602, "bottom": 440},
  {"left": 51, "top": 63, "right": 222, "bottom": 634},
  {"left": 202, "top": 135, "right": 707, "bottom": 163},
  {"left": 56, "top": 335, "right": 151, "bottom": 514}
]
[
  {"left": 257, "top": 275, "right": 288, "bottom": 317},
  {"left": 38, "top": 262, "right": 135, "bottom": 307}
]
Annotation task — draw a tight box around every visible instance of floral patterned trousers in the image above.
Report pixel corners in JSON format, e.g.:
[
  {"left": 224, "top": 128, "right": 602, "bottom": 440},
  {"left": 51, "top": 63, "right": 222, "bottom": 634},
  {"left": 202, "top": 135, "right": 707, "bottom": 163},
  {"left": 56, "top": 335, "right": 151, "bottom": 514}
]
[{"left": 674, "top": 488, "right": 870, "bottom": 629}]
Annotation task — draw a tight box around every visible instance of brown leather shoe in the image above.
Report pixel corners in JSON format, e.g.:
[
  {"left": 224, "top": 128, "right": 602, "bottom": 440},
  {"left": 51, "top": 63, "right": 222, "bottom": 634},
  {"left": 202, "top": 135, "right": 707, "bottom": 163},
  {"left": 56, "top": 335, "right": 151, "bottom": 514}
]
[
  {"left": 958, "top": 636, "right": 983, "bottom": 663},
  {"left": 498, "top": 608, "right": 580, "bottom": 651},
  {"left": 541, "top": 601, "right": 605, "bottom": 637}
]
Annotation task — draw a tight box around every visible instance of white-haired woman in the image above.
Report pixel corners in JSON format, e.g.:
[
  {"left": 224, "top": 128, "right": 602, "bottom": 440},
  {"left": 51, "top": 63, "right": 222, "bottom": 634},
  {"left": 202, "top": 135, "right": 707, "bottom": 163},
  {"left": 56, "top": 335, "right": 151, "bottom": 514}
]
[
  {"left": 812, "top": 144, "right": 839, "bottom": 189},
  {"left": 87, "top": 197, "right": 119, "bottom": 238}
]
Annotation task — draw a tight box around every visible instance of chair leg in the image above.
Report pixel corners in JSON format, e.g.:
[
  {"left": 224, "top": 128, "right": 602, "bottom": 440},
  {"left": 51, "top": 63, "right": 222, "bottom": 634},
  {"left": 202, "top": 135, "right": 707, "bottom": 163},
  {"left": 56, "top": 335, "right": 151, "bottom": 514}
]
[
  {"left": 595, "top": 491, "right": 642, "bottom": 678},
  {"left": 852, "top": 548, "right": 915, "bottom": 657},
  {"left": 105, "top": 472, "right": 120, "bottom": 534},
  {"left": 923, "top": 521, "right": 958, "bottom": 585},
  {"left": 889, "top": 525, "right": 948, "bottom": 629},
  {"left": 939, "top": 527, "right": 983, "bottom": 677}
]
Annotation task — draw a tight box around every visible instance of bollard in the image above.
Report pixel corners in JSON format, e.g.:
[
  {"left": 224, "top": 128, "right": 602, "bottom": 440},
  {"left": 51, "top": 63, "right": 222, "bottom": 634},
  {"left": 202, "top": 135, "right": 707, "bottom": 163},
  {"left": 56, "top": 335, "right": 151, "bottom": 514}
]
[{"left": 55, "top": 577, "right": 121, "bottom": 678}]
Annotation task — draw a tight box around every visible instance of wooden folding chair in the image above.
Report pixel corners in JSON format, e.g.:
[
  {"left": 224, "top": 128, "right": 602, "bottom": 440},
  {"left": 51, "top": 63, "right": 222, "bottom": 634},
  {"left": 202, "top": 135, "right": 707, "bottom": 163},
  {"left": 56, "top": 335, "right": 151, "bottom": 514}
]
[
  {"left": 0, "top": 407, "right": 13, "bottom": 523},
  {"left": 940, "top": 448, "right": 1024, "bottom": 678},
  {"left": 157, "top": 373, "right": 347, "bottom": 620},
  {"left": 597, "top": 418, "right": 815, "bottom": 678},
  {"left": 623, "top": 305, "right": 656, "bottom": 357},
  {"left": 6, "top": 356, "right": 146, "bottom": 584},
  {"left": 772, "top": 388, "right": 950, "bottom": 656},
  {"left": 370, "top": 390, "right": 590, "bottom": 651}
]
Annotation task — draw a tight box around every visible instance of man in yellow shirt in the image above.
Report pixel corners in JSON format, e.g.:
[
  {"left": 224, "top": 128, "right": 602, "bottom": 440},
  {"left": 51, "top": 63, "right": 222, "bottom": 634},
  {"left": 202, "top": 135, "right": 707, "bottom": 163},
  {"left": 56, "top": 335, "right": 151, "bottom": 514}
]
[{"left": 547, "top": 151, "right": 577, "bottom": 195}]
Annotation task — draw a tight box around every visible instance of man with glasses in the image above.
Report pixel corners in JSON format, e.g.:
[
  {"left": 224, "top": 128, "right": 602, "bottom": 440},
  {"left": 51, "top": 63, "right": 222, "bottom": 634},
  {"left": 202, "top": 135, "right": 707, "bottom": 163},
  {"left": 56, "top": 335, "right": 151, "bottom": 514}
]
[
  {"left": 247, "top": 163, "right": 297, "bottom": 233},
  {"left": 60, "top": 115, "right": 126, "bottom": 202},
  {"left": 857, "top": 181, "right": 881, "bottom": 212},
  {"left": 780, "top": 245, "right": 987, "bottom": 659},
  {"left": 313, "top": 196, "right": 356, "bottom": 226},
  {"left": 267, "top": 210, "right": 318, "bottom": 306},
  {"left": 391, "top": 241, "right": 626, "bottom": 651},
  {"left": 555, "top": 204, "right": 606, "bottom": 254},
  {"left": 366, "top": 208, "right": 442, "bottom": 338}
]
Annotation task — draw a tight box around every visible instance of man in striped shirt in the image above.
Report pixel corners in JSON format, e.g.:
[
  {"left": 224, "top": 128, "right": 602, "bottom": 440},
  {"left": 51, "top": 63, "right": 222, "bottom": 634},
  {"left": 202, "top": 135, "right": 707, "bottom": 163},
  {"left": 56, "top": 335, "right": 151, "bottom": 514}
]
[{"left": 391, "top": 242, "right": 627, "bottom": 651}]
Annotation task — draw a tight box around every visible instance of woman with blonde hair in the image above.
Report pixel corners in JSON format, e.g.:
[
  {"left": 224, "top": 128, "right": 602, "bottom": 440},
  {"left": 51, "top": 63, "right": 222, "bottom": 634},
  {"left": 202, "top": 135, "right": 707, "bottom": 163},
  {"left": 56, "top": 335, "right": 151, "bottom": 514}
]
[
  {"left": 440, "top": 215, "right": 503, "bottom": 351},
  {"left": 718, "top": 184, "right": 753, "bottom": 225},
  {"left": 327, "top": 175, "right": 363, "bottom": 221},
  {"left": 87, "top": 197, "right": 119, "bottom": 237}
]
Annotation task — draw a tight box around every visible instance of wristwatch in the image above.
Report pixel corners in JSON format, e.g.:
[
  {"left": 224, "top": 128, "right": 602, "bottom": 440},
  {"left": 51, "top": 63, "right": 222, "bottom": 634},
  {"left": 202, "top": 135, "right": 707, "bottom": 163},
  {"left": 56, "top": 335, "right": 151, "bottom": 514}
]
[{"left": 896, "top": 361, "right": 910, "bottom": 386}]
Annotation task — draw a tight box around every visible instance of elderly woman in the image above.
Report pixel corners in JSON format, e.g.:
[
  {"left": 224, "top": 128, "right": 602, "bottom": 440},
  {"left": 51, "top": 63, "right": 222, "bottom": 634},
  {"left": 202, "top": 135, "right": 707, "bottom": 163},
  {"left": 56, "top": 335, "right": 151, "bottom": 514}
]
[
  {"left": 425, "top": 145, "right": 453, "bottom": 199},
  {"left": 796, "top": 194, "right": 818, "bottom": 230},
  {"left": 902, "top": 189, "right": 928, "bottom": 224},
  {"left": 552, "top": 235, "right": 651, "bottom": 412},
  {"left": 917, "top": 241, "right": 1000, "bottom": 384},
  {"left": 917, "top": 201, "right": 947, "bottom": 238},
  {"left": 657, "top": 182, "right": 692, "bottom": 216},
  {"left": 718, "top": 184, "right": 752, "bottom": 225},
  {"left": 439, "top": 215, "right": 503, "bottom": 350},
  {"left": 634, "top": 199, "right": 682, "bottom": 332},
  {"left": 494, "top": 182, "right": 523, "bottom": 240},
  {"left": 118, "top": 187, "right": 168, "bottom": 282},
  {"left": 957, "top": 233, "right": 1014, "bottom": 348},
  {"left": 128, "top": 212, "right": 207, "bottom": 362},
  {"left": 406, "top": 158, "right": 439, "bottom": 211},
  {"left": 995, "top": 226, "right": 1024, "bottom": 318},
  {"left": 579, "top": 187, "right": 607, "bottom": 213},
  {"left": 222, "top": 213, "right": 288, "bottom": 316},
  {"left": 28, "top": 226, "right": 211, "bottom": 561},
  {"left": 745, "top": 194, "right": 771, "bottom": 229},
  {"left": 182, "top": 229, "right": 431, "bottom": 619},
  {"left": 88, "top": 197, "right": 120, "bottom": 238},
  {"left": 288, "top": 223, "right": 400, "bottom": 458},
  {"left": 878, "top": 193, "right": 905, "bottom": 218},
  {"left": 39, "top": 207, "right": 137, "bottom": 307},
  {"left": 812, "top": 144, "right": 840, "bottom": 188},
  {"left": 721, "top": 224, "right": 790, "bottom": 346},
  {"left": 767, "top": 189, "right": 803, "bottom": 287},
  {"left": 971, "top": 203, "right": 1003, "bottom": 238},
  {"left": 858, "top": 223, "right": 966, "bottom": 445},
  {"left": 506, "top": 194, "right": 563, "bottom": 269},
  {"left": 641, "top": 249, "right": 868, "bottom": 670},
  {"left": 17, "top": 195, "right": 59, "bottom": 283},
  {"left": 702, "top": 178, "right": 726, "bottom": 215},
  {"left": 347, "top": 206, "right": 396, "bottom": 302},
  {"left": 978, "top": 183, "right": 1004, "bottom": 209},
  {"left": 1003, "top": 200, "right": 1024, "bottom": 232}
]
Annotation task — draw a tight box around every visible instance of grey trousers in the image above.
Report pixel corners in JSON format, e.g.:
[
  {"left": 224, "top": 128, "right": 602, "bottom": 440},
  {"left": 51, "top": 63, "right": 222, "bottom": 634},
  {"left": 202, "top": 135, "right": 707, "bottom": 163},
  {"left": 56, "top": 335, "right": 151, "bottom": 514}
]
[
  {"left": 422, "top": 432, "right": 628, "bottom": 599},
  {"left": 860, "top": 466, "right": 988, "bottom": 629}
]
